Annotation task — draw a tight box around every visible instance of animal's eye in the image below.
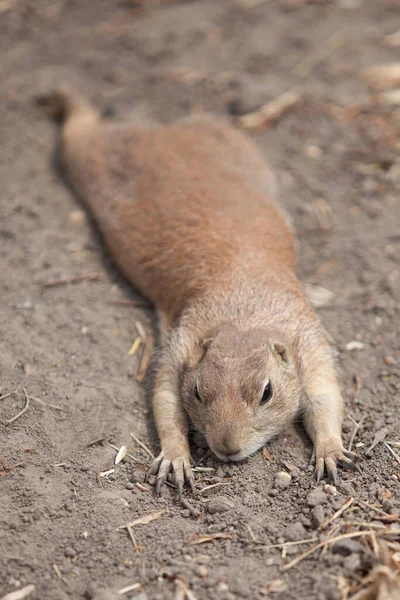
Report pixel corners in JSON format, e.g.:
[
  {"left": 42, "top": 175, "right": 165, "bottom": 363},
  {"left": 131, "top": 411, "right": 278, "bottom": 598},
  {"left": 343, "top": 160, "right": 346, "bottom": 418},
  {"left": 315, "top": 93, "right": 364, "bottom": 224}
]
[
  {"left": 260, "top": 381, "right": 273, "bottom": 405},
  {"left": 195, "top": 383, "right": 202, "bottom": 402}
]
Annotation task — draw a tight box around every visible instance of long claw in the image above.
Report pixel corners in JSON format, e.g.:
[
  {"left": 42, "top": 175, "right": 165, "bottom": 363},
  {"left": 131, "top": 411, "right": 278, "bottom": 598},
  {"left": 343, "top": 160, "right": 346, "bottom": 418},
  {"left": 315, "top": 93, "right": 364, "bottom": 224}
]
[
  {"left": 146, "top": 452, "right": 163, "bottom": 479},
  {"left": 344, "top": 450, "right": 360, "bottom": 461},
  {"left": 325, "top": 457, "right": 338, "bottom": 485},
  {"left": 337, "top": 454, "right": 356, "bottom": 468},
  {"left": 313, "top": 439, "right": 362, "bottom": 484},
  {"left": 177, "top": 479, "right": 183, "bottom": 501},
  {"left": 315, "top": 458, "right": 324, "bottom": 483},
  {"left": 146, "top": 450, "right": 195, "bottom": 498}
]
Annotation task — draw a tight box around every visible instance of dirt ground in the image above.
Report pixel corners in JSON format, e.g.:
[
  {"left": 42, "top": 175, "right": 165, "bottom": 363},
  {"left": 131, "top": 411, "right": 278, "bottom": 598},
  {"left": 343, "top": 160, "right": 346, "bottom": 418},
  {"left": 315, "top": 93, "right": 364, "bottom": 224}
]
[{"left": 1, "top": 1, "right": 400, "bottom": 599}]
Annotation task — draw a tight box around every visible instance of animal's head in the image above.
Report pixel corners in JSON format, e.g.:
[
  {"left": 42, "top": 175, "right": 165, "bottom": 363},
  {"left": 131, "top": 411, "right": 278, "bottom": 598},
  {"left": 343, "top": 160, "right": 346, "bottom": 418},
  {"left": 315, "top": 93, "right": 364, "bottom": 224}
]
[{"left": 181, "top": 325, "right": 302, "bottom": 461}]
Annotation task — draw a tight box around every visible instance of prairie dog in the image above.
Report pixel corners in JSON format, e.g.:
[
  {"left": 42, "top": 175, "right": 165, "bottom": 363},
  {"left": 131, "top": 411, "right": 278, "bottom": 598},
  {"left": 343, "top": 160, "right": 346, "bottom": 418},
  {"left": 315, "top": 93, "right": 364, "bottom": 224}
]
[{"left": 39, "top": 90, "right": 356, "bottom": 497}]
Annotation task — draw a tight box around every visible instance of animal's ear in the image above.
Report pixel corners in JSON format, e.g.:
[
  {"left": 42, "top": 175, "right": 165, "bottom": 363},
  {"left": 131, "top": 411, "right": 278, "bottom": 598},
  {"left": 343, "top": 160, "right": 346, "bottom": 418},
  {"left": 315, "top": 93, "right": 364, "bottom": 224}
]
[
  {"left": 188, "top": 337, "right": 213, "bottom": 368},
  {"left": 273, "top": 342, "right": 290, "bottom": 364}
]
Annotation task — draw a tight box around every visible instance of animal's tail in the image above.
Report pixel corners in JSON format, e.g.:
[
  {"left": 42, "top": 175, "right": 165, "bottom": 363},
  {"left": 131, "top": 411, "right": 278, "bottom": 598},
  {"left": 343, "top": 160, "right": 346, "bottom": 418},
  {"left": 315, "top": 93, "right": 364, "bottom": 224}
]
[{"left": 36, "top": 88, "right": 98, "bottom": 123}]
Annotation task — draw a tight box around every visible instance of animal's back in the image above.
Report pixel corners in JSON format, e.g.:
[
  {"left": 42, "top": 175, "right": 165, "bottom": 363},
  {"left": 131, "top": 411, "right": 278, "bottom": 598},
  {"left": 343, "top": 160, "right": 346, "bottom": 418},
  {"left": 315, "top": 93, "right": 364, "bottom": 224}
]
[{"left": 55, "top": 98, "right": 296, "bottom": 318}]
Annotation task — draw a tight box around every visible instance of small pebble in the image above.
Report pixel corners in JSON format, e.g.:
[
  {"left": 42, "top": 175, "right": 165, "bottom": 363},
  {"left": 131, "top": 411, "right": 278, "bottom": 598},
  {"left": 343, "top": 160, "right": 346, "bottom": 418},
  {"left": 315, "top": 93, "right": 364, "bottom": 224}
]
[
  {"left": 346, "top": 341, "right": 365, "bottom": 351},
  {"left": 181, "top": 509, "right": 191, "bottom": 518},
  {"left": 207, "top": 496, "right": 235, "bottom": 514},
  {"left": 196, "top": 565, "right": 208, "bottom": 578},
  {"left": 306, "top": 488, "right": 327, "bottom": 507},
  {"left": 283, "top": 521, "right": 306, "bottom": 541},
  {"left": 323, "top": 484, "right": 337, "bottom": 496},
  {"left": 377, "top": 487, "right": 392, "bottom": 502},
  {"left": 311, "top": 505, "right": 325, "bottom": 529},
  {"left": 275, "top": 471, "right": 292, "bottom": 488},
  {"left": 343, "top": 553, "right": 361, "bottom": 571},
  {"left": 332, "top": 539, "right": 364, "bottom": 556},
  {"left": 125, "top": 482, "right": 134, "bottom": 490},
  {"left": 64, "top": 546, "right": 76, "bottom": 558},
  {"left": 382, "top": 499, "right": 394, "bottom": 512}
]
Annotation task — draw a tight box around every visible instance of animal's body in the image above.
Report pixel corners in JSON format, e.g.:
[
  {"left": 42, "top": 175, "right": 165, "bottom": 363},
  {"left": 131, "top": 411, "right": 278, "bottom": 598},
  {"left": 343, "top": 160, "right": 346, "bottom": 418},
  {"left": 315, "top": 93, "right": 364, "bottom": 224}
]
[{"left": 40, "top": 90, "right": 356, "bottom": 496}]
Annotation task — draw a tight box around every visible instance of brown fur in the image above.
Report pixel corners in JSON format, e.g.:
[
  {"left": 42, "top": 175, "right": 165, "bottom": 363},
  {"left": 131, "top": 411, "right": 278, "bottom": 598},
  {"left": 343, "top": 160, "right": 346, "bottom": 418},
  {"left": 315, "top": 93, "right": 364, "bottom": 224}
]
[{"left": 39, "top": 90, "right": 356, "bottom": 495}]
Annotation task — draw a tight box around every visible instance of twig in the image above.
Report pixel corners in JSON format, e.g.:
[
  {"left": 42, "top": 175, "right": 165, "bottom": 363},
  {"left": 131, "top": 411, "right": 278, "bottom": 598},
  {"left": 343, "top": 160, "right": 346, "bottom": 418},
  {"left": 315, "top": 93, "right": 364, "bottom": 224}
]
[
  {"left": 99, "top": 468, "right": 114, "bottom": 478},
  {"left": 345, "top": 521, "right": 388, "bottom": 530},
  {"left": 189, "top": 533, "right": 232, "bottom": 545},
  {"left": 135, "top": 321, "right": 147, "bottom": 342},
  {"left": 348, "top": 416, "right": 365, "bottom": 452},
  {"left": 293, "top": 31, "right": 348, "bottom": 78},
  {"left": 0, "top": 390, "right": 18, "bottom": 401},
  {"left": 127, "top": 336, "right": 142, "bottom": 357},
  {"left": 255, "top": 538, "right": 317, "bottom": 550},
  {"left": 136, "top": 333, "right": 154, "bottom": 383},
  {"left": 384, "top": 442, "right": 400, "bottom": 466},
  {"left": 318, "top": 497, "right": 354, "bottom": 531},
  {"left": 126, "top": 525, "right": 140, "bottom": 553},
  {"left": 366, "top": 427, "right": 388, "bottom": 455},
  {"left": 130, "top": 433, "right": 155, "bottom": 460},
  {"left": 42, "top": 271, "right": 104, "bottom": 287},
  {"left": 135, "top": 482, "right": 149, "bottom": 492},
  {"left": 239, "top": 89, "right": 301, "bottom": 130},
  {"left": 53, "top": 563, "right": 67, "bottom": 584},
  {"left": 118, "top": 583, "right": 141, "bottom": 595},
  {"left": 5, "top": 390, "right": 30, "bottom": 426},
  {"left": 181, "top": 498, "right": 201, "bottom": 518},
  {"left": 26, "top": 393, "right": 67, "bottom": 412},
  {"left": 193, "top": 467, "right": 215, "bottom": 473},
  {"left": 357, "top": 498, "right": 388, "bottom": 516},
  {"left": 198, "top": 482, "right": 234, "bottom": 494},
  {"left": 244, "top": 522, "right": 258, "bottom": 542},
  {"left": 282, "top": 531, "right": 378, "bottom": 571}
]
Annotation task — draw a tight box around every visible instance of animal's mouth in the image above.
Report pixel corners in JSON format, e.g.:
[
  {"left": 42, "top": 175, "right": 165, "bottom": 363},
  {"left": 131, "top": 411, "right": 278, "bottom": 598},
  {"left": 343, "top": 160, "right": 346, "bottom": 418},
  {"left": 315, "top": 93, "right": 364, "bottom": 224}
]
[{"left": 210, "top": 447, "right": 245, "bottom": 463}]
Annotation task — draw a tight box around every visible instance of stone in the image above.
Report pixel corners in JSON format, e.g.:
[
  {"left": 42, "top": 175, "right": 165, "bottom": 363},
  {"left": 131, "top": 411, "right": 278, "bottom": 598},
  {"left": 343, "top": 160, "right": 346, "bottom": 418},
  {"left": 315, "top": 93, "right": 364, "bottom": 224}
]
[
  {"left": 283, "top": 521, "right": 306, "bottom": 541},
  {"left": 85, "top": 583, "right": 121, "bottom": 600},
  {"left": 343, "top": 553, "right": 361, "bottom": 572},
  {"left": 377, "top": 487, "right": 392, "bottom": 502},
  {"left": 207, "top": 496, "right": 235, "bottom": 514},
  {"left": 311, "top": 505, "right": 325, "bottom": 529},
  {"left": 331, "top": 539, "right": 364, "bottom": 556},
  {"left": 275, "top": 471, "right": 292, "bottom": 488},
  {"left": 306, "top": 489, "right": 327, "bottom": 507}
]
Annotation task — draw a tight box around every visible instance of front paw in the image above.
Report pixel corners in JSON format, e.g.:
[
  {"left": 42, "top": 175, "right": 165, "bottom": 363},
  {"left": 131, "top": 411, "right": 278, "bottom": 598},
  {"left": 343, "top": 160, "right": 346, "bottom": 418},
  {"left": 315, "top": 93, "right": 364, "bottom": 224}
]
[
  {"left": 311, "top": 439, "right": 359, "bottom": 484},
  {"left": 146, "top": 445, "right": 195, "bottom": 500}
]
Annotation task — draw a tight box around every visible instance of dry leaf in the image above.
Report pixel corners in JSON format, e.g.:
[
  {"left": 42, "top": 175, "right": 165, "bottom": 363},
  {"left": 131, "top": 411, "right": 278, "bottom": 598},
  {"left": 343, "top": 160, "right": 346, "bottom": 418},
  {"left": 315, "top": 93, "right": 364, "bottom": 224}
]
[
  {"left": 361, "top": 63, "right": 400, "bottom": 91},
  {"left": 23, "top": 363, "right": 36, "bottom": 376},
  {"left": 263, "top": 447, "right": 274, "bottom": 463},
  {"left": 1, "top": 584, "right": 36, "bottom": 600},
  {"left": 115, "top": 445, "right": 127, "bottom": 465},
  {"left": 117, "top": 510, "right": 165, "bottom": 529},
  {"left": 260, "top": 579, "right": 288, "bottom": 595},
  {"left": 303, "top": 283, "right": 334, "bottom": 308}
]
